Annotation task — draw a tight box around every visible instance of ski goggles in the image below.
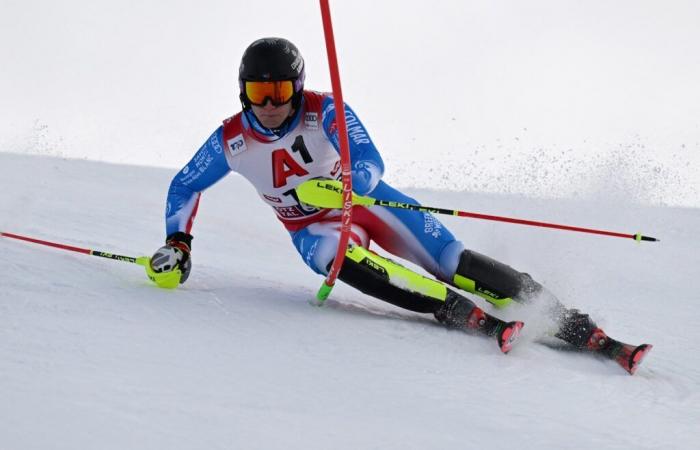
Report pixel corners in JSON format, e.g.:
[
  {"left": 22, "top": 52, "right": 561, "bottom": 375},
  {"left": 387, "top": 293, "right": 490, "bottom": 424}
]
[{"left": 244, "top": 80, "right": 295, "bottom": 106}]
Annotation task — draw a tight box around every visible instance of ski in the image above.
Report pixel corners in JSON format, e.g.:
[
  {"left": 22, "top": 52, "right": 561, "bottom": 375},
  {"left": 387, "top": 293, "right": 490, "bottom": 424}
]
[
  {"left": 536, "top": 329, "right": 653, "bottom": 374},
  {"left": 460, "top": 304, "right": 524, "bottom": 354},
  {"left": 606, "top": 341, "right": 654, "bottom": 375},
  {"left": 498, "top": 321, "right": 525, "bottom": 354},
  {"left": 587, "top": 328, "right": 653, "bottom": 375}
]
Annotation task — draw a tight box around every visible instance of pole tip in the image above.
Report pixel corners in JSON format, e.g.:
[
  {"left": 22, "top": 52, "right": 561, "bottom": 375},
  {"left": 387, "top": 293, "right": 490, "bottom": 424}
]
[{"left": 635, "top": 233, "right": 659, "bottom": 243}]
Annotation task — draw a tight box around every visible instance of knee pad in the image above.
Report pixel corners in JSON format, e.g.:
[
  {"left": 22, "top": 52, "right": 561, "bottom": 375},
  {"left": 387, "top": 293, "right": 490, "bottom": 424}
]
[
  {"left": 452, "top": 250, "right": 541, "bottom": 308},
  {"left": 337, "top": 246, "right": 447, "bottom": 314}
]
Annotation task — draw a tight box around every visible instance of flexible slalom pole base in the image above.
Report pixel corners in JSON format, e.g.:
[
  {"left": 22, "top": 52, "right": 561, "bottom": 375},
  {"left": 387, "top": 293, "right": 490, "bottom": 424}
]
[{"left": 314, "top": 281, "right": 334, "bottom": 305}]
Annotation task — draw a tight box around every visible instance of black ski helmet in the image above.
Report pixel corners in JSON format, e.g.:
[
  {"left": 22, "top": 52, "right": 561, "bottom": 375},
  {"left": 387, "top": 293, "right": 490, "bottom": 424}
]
[{"left": 239, "top": 37, "right": 305, "bottom": 111}]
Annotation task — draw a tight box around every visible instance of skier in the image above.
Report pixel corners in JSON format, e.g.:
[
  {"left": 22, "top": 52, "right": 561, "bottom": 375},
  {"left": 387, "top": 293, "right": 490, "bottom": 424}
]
[{"left": 148, "top": 37, "right": 651, "bottom": 373}]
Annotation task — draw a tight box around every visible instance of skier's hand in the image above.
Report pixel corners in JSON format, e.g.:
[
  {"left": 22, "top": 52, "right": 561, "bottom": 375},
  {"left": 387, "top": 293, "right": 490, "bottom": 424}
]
[{"left": 148, "top": 232, "right": 193, "bottom": 288}]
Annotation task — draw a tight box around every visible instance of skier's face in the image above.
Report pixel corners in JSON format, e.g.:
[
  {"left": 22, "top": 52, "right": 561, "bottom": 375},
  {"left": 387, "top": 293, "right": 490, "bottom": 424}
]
[{"left": 251, "top": 100, "right": 294, "bottom": 129}]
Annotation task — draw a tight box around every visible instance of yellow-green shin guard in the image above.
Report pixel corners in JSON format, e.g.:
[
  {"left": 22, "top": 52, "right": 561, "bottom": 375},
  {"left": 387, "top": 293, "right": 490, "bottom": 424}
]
[{"left": 340, "top": 246, "right": 449, "bottom": 312}]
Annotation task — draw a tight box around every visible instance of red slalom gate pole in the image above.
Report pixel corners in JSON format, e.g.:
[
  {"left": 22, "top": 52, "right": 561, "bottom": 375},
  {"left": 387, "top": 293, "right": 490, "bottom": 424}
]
[{"left": 317, "top": 0, "right": 354, "bottom": 302}]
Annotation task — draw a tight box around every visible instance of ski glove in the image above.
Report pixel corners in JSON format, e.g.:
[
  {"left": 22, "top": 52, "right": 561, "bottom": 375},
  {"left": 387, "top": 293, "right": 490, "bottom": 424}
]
[{"left": 148, "top": 232, "right": 193, "bottom": 288}]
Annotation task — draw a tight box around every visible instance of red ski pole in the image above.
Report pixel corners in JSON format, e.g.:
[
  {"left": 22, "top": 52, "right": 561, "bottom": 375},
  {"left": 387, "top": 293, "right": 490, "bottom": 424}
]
[
  {"left": 1, "top": 231, "right": 150, "bottom": 264},
  {"left": 295, "top": 180, "right": 660, "bottom": 243}
]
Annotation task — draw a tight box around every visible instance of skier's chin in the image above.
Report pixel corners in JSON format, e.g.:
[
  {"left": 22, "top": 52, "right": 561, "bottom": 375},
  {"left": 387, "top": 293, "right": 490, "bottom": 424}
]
[
  {"left": 251, "top": 103, "right": 293, "bottom": 129},
  {"left": 257, "top": 115, "right": 287, "bottom": 129}
]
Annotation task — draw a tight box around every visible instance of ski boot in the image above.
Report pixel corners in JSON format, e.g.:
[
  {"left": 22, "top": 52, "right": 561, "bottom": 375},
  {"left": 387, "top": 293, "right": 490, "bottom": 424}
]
[
  {"left": 587, "top": 328, "right": 653, "bottom": 375},
  {"left": 338, "top": 245, "right": 524, "bottom": 354},
  {"left": 557, "top": 309, "right": 652, "bottom": 375},
  {"left": 437, "top": 291, "right": 524, "bottom": 354}
]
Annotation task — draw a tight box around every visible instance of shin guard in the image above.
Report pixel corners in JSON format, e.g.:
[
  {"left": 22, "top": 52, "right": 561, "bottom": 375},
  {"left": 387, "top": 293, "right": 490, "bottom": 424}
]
[
  {"left": 452, "top": 250, "right": 541, "bottom": 308},
  {"left": 337, "top": 246, "right": 524, "bottom": 353},
  {"left": 338, "top": 245, "right": 448, "bottom": 313}
]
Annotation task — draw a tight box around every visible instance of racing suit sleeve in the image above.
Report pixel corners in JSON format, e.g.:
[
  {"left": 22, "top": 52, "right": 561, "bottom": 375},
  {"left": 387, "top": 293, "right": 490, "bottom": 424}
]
[
  {"left": 165, "top": 126, "right": 231, "bottom": 237},
  {"left": 321, "top": 97, "right": 384, "bottom": 195}
]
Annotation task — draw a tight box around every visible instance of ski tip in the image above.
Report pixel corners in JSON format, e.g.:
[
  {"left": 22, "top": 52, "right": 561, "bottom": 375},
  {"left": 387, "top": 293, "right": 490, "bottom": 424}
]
[
  {"left": 498, "top": 321, "right": 524, "bottom": 354},
  {"left": 627, "top": 344, "right": 653, "bottom": 375}
]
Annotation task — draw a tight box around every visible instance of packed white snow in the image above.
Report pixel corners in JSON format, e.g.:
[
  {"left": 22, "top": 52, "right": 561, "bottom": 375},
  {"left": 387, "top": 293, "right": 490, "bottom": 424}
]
[
  {"left": 1, "top": 152, "right": 698, "bottom": 449},
  {"left": 2, "top": 2, "right": 700, "bottom": 447}
]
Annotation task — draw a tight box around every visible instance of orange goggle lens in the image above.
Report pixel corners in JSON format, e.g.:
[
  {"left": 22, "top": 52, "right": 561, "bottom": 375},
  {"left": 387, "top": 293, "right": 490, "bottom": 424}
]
[{"left": 245, "top": 80, "right": 295, "bottom": 106}]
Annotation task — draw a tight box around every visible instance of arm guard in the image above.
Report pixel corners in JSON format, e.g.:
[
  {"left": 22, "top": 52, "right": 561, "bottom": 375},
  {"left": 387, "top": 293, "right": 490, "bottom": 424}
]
[{"left": 321, "top": 97, "right": 385, "bottom": 195}]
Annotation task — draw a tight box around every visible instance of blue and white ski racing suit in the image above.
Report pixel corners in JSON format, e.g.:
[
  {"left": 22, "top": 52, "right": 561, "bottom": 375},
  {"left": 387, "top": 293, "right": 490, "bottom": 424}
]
[
  {"left": 162, "top": 90, "right": 625, "bottom": 357},
  {"left": 165, "top": 91, "right": 466, "bottom": 284}
]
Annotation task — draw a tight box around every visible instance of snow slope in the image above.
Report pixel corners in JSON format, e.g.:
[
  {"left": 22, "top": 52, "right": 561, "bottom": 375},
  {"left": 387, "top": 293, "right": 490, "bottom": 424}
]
[
  {"left": 2, "top": 0, "right": 699, "bottom": 206},
  {"left": 1, "top": 152, "right": 699, "bottom": 449}
]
